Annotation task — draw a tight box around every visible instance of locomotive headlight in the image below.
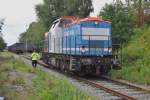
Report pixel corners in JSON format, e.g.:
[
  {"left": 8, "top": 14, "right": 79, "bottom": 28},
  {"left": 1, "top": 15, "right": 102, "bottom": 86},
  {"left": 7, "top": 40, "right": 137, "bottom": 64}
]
[
  {"left": 109, "top": 48, "right": 112, "bottom": 53},
  {"left": 81, "top": 46, "right": 86, "bottom": 53},
  {"left": 95, "top": 21, "right": 99, "bottom": 24}
]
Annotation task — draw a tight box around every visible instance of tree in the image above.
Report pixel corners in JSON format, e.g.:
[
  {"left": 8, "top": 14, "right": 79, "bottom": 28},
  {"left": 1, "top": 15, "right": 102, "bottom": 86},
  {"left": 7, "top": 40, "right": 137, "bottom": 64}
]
[
  {"left": 0, "top": 37, "right": 6, "bottom": 51},
  {"left": 0, "top": 19, "right": 6, "bottom": 51},
  {"left": 19, "top": 21, "right": 46, "bottom": 48},
  {"left": 125, "top": 0, "right": 150, "bottom": 26},
  {"left": 35, "top": 0, "right": 93, "bottom": 30},
  {"left": 113, "top": 0, "right": 123, "bottom": 5},
  {"left": 19, "top": 0, "right": 93, "bottom": 51},
  {"left": 0, "top": 19, "right": 4, "bottom": 37},
  {"left": 99, "top": 4, "right": 133, "bottom": 42}
]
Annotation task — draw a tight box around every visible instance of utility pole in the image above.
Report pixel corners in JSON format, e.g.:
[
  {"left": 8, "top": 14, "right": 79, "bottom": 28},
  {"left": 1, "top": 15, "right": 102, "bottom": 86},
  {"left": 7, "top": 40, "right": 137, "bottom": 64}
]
[
  {"left": 138, "top": 0, "right": 144, "bottom": 27},
  {"left": 25, "top": 24, "right": 28, "bottom": 55},
  {"left": 25, "top": 38, "right": 28, "bottom": 55}
]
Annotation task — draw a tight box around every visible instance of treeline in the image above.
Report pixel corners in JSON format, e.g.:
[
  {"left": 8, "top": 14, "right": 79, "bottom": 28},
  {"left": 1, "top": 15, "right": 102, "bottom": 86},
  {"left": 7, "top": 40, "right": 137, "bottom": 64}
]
[
  {"left": 19, "top": 21, "right": 46, "bottom": 48},
  {"left": 19, "top": 0, "right": 150, "bottom": 48},
  {"left": 0, "top": 19, "right": 6, "bottom": 51},
  {"left": 99, "top": 0, "right": 150, "bottom": 42},
  {"left": 108, "top": 1, "right": 150, "bottom": 83},
  {"left": 19, "top": 0, "right": 93, "bottom": 48}
]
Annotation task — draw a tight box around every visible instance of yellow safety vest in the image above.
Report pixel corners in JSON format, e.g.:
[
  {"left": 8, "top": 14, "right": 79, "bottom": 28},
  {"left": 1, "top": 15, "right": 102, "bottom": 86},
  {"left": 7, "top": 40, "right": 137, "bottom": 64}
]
[{"left": 31, "top": 52, "right": 39, "bottom": 60}]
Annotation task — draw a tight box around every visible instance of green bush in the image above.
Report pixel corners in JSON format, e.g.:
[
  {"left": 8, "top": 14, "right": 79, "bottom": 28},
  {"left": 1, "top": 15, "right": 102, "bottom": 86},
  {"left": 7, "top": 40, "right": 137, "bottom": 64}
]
[{"left": 110, "top": 27, "right": 150, "bottom": 85}]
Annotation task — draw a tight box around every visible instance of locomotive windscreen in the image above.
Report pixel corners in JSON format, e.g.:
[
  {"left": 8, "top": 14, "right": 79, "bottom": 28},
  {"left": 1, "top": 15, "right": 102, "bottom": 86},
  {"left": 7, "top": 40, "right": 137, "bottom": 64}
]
[{"left": 81, "top": 28, "right": 110, "bottom": 40}]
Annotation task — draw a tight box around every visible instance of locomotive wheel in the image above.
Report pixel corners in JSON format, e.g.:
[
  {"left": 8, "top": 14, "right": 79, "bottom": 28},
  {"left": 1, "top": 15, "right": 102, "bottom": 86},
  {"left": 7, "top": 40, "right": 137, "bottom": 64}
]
[
  {"left": 61, "top": 60, "right": 65, "bottom": 72},
  {"left": 66, "top": 60, "right": 70, "bottom": 71},
  {"left": 100, "top": 65, "right": 111, "bottom": 74}
]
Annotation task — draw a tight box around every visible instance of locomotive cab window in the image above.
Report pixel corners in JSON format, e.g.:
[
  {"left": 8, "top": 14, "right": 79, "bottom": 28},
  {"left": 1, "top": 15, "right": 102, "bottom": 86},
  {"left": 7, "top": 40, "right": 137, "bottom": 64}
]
[
  {"left": 52, "top": 20, "right": 60, "bottom": 28},
  {"left": 52, "top": 22, "right": 57, "bottom": 28},
  {"left": 58, "top": 20, "right": 64, "bottom": 27},
  {"left": 59, "top": 20, "right": 72, "bottom": 27}
]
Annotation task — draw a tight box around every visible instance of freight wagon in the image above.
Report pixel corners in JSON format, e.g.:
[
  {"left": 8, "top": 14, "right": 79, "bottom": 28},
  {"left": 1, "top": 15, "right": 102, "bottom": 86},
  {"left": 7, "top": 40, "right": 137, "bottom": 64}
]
[{"left": 8, "top": 43, "right": 34, "bottom": 54}]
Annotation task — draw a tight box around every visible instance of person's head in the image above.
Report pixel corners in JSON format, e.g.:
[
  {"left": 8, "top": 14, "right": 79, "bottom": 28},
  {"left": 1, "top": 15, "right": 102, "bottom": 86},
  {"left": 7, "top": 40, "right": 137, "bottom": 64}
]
[{"left": 33, "top": 49, "right": 36, "bottom": 52}]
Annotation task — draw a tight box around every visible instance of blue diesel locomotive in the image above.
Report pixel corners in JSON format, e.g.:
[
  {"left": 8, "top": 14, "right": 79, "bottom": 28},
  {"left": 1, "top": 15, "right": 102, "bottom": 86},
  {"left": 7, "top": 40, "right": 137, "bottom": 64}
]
[{"left": 42, "top": 16, "right": 118, "bottom": 75}]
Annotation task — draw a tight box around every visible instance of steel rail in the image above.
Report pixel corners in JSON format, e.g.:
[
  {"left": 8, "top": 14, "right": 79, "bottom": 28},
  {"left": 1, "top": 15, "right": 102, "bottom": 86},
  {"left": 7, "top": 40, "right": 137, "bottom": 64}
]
[
  {"left": 76, "top": 77, "right": 137, "bottom": 100},
  {"left": 101, "top": 76, "right": 150, "bottom": 93}
]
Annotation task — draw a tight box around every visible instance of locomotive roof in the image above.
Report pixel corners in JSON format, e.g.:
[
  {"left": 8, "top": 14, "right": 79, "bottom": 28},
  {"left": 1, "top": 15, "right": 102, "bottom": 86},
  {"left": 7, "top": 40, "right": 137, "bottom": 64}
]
[
  {"left": 61, "top": 16, "right": 111, "bottom": 22},
  {"left": 59, "top": 16, "right": 111, "bottom": 27}
]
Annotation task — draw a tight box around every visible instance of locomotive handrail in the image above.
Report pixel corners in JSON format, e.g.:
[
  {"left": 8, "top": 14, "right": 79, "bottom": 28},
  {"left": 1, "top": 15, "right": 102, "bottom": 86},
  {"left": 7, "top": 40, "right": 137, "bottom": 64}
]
[
  {"left": 48, "top": 34, "right": 122, "bottom": 57},
  {"left": 79, "top": 35, "right": 110, "bottom": 37}
]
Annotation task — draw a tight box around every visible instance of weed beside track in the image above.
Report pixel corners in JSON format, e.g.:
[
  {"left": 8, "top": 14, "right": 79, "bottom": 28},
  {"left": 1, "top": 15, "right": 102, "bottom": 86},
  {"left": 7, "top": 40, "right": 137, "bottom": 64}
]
[
  {"left": 110, "top": 27, "right": 150, "bottom": 85},
  {"left": 0, "top": 52, "right": 92, "bottom": 100}
]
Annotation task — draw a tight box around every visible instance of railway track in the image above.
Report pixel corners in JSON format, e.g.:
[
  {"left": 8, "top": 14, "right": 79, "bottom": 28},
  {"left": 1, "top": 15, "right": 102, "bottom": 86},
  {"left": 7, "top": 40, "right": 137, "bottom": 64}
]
[
  {"left": 22, "top": 55, "right": 150, "bottom": 100},
  {"left": 76, "top": 77, "right": 150, "bottom": 100}
]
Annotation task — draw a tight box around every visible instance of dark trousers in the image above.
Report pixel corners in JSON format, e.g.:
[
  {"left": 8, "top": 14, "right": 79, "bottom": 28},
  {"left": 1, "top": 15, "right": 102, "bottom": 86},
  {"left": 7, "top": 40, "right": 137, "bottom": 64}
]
[{"left": 32, "top": 60, "right": 37, "bottom": 68}]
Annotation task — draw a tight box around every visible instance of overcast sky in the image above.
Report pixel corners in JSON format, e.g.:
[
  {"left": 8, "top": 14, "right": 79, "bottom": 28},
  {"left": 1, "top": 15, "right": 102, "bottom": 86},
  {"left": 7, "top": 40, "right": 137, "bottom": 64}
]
[{"left": 0, "top": 0, "right": 113, "bottom": 46}]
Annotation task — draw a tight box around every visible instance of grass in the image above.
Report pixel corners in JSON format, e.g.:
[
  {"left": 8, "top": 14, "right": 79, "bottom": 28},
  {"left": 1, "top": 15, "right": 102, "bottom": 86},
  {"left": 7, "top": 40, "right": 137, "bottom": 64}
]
[
  {"left": 110, "top": 26, "right": 150, "bottom": 85},
  {"left": 0, "top": 52, "right": 94, "bottom": 100},
  {"left": 31, "top": 70, "right": 91, "bottom": 100}
]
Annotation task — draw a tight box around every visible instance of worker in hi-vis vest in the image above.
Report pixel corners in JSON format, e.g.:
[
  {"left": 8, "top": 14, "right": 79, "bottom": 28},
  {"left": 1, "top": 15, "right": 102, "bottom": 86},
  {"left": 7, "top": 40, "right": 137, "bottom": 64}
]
[{"left": 31, "top": 50, "right": 39, "bottom": 68}]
